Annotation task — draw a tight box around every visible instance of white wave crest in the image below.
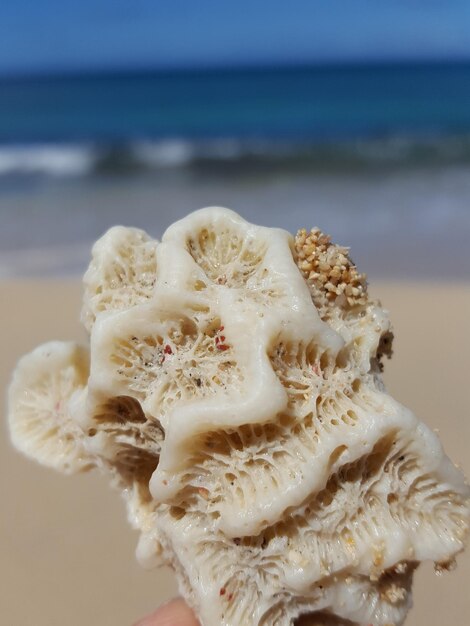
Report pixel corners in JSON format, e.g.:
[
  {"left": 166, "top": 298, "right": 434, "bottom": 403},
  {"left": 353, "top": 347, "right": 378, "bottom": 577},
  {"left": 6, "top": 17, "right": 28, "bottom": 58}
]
[
  {"left": 132, "top": 140, "right": 195, "bottom": 167},
  {"left": 132, "top": 139, "right": 249, "bottom": 167},
  {"left": 1, "top": 134, "right": 470, "bottom": 179},
  {"left": 0, "top": 145, "right": 96, "bottom": 177}
]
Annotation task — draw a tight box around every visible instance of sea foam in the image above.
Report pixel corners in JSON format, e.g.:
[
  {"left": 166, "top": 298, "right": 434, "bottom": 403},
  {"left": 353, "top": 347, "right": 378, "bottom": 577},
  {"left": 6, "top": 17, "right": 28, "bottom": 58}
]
[
  {"left": 1, "top": 134, "right": 470, "bottom": 179},
  {"left": 0, "top": 145, "right": 97, "bottom": 177}
]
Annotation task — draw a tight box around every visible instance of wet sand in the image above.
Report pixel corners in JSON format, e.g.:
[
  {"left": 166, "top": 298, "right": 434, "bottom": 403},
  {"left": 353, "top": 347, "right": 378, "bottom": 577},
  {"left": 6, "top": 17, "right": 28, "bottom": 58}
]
[
  {"left": 1, "top": 280, "right": 469, "bottom": 626},
  {"left": 1, "top": 165, "right": 470, "bottom": 280}
]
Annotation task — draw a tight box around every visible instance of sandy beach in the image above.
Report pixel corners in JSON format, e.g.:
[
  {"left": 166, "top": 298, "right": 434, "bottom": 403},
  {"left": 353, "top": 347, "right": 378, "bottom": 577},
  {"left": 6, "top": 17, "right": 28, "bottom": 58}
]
[{"left": 1, "top": 280, "right": 469, "bottom": 626}]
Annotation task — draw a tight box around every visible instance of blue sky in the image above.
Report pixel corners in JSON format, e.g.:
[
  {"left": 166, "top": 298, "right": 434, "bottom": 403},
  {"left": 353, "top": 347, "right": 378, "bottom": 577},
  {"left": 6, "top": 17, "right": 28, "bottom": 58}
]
[{"left": 1, "top": 0, "right": 470, "bottom": 75}]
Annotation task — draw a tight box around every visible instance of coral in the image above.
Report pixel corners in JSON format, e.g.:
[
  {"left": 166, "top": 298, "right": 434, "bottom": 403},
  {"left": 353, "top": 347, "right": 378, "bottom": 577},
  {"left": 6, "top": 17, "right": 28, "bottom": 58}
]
[
  {"left": 9, "top": 342, "right": 92, "bottom": 474},
  {"left": 82, "top": 225, "right": 157, "bottom": 332},
  {"left": 294, "top": 227, "right": 367, "bottom": 313},
  {"left": 7, "top": 208, "right": 469, "bottom": 626}
]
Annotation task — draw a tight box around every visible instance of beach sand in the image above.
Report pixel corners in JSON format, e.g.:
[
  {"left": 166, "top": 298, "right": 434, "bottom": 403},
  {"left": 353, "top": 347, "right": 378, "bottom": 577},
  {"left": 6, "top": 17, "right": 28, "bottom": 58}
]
[{"left": 1, "top": 280, "right": 468, "bottom": 626}]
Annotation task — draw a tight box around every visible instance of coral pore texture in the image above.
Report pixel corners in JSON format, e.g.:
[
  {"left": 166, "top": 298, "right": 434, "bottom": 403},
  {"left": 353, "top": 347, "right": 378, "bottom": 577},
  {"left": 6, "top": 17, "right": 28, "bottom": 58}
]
[{"left": 8, "top": 207, "right": 469, "bottom": 626}]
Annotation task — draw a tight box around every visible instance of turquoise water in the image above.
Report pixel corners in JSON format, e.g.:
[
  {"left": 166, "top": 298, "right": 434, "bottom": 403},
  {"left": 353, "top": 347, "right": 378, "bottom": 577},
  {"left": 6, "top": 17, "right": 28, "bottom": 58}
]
[{"left": 1, "top": 62, "right": 470, "bottom": 145}]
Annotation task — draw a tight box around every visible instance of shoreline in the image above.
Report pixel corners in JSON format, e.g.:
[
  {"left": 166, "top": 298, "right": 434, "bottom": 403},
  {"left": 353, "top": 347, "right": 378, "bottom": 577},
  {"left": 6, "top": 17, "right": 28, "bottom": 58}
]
[{"left": 1, "top": 163, "right": 470, "bottom": 280}]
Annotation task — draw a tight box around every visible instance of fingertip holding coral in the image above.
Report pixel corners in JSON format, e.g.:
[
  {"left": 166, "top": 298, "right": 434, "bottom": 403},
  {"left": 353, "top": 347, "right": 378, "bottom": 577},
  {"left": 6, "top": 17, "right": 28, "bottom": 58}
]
[{"left": 8, "top": 207, "right": 469, "bottom": 626}]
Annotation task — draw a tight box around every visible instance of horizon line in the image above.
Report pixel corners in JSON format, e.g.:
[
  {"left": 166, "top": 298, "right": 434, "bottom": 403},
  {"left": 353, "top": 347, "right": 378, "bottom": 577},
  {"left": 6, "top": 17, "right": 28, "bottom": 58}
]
[{"left": 1, "top": 55, "right": 470, "bottom": 82}]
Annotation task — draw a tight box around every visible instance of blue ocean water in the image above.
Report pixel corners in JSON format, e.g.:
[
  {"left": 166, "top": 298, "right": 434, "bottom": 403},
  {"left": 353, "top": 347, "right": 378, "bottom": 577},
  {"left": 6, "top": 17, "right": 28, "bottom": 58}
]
[
  {"left": 0, "top": 62, "right": 470, "bottom": 177},
  {"left": 1, "top": 62, "right": 470, "bottom": 279},
  {"left": 2, "top": 61, "right": 470, "bottom": 142}
]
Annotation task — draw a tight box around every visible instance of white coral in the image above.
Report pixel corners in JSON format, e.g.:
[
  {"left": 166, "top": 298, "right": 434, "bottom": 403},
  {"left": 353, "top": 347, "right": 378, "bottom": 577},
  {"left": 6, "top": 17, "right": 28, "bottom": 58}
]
[
  {"left": 9, "top": 341, "right": 92, "bottom": 474},
  {"left": 7, "top": 207, "right": 469, "bottom": 626}
]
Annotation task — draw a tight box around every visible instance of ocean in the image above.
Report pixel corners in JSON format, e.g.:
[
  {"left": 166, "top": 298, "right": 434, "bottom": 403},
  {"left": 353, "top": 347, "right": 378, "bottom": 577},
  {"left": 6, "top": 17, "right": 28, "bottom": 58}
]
[{"left": 1, "top": 62, "right": 470, "bottom": 279}]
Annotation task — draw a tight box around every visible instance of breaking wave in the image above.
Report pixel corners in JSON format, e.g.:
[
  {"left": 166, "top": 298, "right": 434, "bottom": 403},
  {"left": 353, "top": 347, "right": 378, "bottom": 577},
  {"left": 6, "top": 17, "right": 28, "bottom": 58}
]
[
  {"left": 2, "top": 134, "right": 470, "bottom": 179},
  {"left": 0, "top": 145, "right": 95, "bottom": 177}
]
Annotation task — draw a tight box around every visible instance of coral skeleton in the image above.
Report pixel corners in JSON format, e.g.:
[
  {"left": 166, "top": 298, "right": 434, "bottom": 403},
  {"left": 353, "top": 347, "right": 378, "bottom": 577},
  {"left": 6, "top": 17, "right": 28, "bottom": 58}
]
[{"left": 8, "top": 207, "right": 469, "bottom": 626}]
